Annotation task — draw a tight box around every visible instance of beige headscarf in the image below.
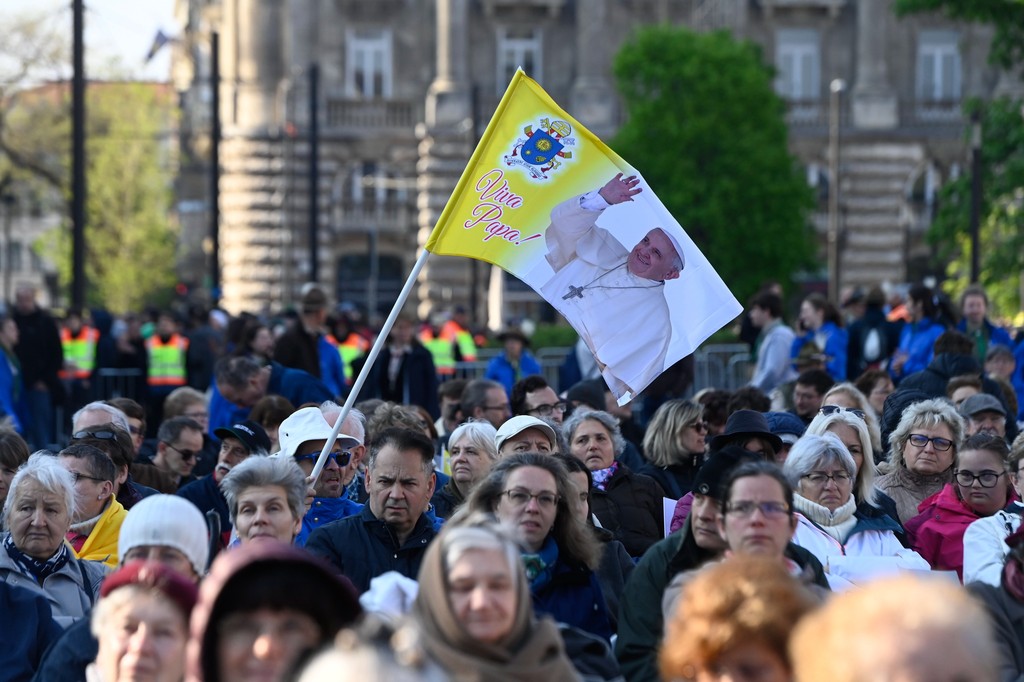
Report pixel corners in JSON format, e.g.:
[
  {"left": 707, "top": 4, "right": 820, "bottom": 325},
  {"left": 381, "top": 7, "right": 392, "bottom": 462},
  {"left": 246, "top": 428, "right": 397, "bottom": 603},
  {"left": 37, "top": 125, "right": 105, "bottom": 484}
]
[{"left": 411, "top": 521, "right": 582, "bottom": 682}]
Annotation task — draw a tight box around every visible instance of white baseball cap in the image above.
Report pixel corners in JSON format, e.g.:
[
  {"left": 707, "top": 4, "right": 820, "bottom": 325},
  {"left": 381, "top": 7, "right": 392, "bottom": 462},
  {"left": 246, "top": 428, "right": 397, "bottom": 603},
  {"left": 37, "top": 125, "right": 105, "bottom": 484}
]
[
  {"left": 494, "top": 415, "right": 557, "bottom": 452},
  {"left": 276, "top": 407, "right": 360, "bottom": 458}
]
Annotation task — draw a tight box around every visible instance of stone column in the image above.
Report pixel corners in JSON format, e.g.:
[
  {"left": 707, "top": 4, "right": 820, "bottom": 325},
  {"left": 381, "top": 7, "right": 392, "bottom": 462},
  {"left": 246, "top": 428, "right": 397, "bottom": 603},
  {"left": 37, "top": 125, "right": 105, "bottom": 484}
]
[
  {"left": 851, "top": 0, "right": 898, "bottom": 129},
  {"left": 570, "top": 0, "right": 616, "bottom": 134},
  {"left": 418, "top": 0, "right": 476, "bottom": 320},
  {"left": 426, "top": 0, "right": 471, "bottom": 127}
]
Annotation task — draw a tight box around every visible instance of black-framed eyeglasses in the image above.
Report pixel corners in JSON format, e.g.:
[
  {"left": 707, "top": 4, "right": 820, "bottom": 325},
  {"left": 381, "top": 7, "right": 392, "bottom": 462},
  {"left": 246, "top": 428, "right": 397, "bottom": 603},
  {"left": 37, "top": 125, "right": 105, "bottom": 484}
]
[
  {"left": 819, "top": 405, "right": 866, "bottom": 420},
  {"left": 501, "top": 488, "right": 559, "bottom": 509},
  {"left": 954, "top": 470, "right": 1006, "bottom": 489},
  {"left": 908, "top": 433, "right": 954, "bottom": 451},
  {"left": 528, "top": 401, "right": 567, "bottom": 417},
  {"left": 724, "top": 500, "right": 790, "bottom": 518},
  {"left": 162, "top": 442, "right": 198, "bottom": 461},
  {"left": 801, "top": 471, "right": 854, "bottom": 486},
  {"left": 71, "top": 430, "right": 120, "bottom": 441},
  {"left": 69, "top": 471, "right": 107, "bottom": 484},
  {"left": 294, "top": 450, "right": 352, "bottom": 468}
]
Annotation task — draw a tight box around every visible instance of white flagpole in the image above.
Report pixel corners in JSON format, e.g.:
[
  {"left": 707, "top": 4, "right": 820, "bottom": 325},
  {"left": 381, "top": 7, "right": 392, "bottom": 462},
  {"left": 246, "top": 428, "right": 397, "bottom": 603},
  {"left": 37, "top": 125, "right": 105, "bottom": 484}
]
[{"left": 309, "top": 248, "right": 432, "bottom": 483}]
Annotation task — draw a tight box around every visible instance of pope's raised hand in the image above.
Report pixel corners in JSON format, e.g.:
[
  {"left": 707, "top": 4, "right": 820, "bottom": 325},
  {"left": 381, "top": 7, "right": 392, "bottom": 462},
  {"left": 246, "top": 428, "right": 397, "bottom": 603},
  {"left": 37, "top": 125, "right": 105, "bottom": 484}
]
[{"left": 598, "top": 172, "right": 642, "bottom": 205}]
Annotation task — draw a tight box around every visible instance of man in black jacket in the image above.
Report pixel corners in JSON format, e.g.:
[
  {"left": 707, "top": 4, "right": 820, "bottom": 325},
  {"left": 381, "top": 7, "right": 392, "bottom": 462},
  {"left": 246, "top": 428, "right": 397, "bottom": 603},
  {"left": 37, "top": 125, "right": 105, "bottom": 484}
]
[
  {"left": 11, "top": 286, "right": 64, "bottom": 449},
  {"left": 305, "top": 427, "right": 438, "bottom": 592}
]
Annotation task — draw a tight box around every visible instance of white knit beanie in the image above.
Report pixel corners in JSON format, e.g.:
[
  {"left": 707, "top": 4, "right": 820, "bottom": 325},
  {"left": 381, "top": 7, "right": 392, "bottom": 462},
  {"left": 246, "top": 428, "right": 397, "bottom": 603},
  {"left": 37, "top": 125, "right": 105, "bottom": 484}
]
[{"left": 117, "top": 494, "right": 210, "bottom": 575}]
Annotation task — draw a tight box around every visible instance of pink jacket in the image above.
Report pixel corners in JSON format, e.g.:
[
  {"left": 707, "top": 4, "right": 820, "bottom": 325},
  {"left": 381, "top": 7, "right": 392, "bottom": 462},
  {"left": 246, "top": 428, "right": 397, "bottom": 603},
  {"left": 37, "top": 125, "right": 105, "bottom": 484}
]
[{"left": 905, "top": 484, "right": 1009, "bottom": 581}]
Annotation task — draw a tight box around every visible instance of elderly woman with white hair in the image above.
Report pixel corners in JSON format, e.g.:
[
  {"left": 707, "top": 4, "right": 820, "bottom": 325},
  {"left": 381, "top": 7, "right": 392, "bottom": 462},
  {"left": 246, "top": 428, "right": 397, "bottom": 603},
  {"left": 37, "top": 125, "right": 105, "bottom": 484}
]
[
  {"left": 0, "top": 453, "right": 108, "bottom": 627},
  {"left": 433, "top": 420, "right": 498, "bottom": 520},
  {"left": 875, "top": 398, "right": 966, "bottom": 524},
  {"left": 783, "top": 433, "right": 929, "bottom": 590}
]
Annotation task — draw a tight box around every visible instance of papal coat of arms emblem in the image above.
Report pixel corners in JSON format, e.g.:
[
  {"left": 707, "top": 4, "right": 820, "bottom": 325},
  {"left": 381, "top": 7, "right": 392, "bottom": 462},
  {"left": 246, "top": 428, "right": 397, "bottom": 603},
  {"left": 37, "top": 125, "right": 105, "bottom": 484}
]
[{"left": 504, "top": 118, "right": 576, "bottom": 179}]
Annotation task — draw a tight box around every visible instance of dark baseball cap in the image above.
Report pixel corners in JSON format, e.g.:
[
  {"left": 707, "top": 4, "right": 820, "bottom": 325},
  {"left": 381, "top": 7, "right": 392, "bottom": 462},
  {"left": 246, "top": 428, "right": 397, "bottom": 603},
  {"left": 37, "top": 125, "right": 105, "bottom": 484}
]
[
  {"left": 214, "top": 420, "right": 271, "bottom": 454},
  {"left": 692, "top": 445, "right": 761, "bottom": 499}
]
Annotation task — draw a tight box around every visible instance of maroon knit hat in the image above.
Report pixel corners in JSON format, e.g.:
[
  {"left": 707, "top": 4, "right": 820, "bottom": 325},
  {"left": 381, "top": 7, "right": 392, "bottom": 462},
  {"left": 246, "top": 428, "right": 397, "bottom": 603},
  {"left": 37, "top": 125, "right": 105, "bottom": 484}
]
[{"left": 101, "top": 560, "right": 199, "bottom": 617}]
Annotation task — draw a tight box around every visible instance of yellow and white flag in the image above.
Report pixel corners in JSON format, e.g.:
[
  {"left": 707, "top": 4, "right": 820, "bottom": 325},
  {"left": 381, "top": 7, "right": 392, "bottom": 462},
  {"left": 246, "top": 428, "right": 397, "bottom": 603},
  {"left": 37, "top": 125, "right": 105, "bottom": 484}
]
[{"left": 426, "top": 69, "right": 741, "bottom": 404}]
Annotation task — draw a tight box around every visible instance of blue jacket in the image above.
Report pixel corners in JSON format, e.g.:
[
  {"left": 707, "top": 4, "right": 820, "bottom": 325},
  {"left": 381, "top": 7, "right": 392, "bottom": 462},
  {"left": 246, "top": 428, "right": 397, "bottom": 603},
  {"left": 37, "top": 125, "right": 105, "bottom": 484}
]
[
  {"left": 532, "top": 555, "right": 614, "bottom": 641},
  {"left": 207, "top": 382, "right": 249, "bottom": 436},
  {"left": 0, "top": 348, "right": 28, "bottom": 434},
  {"left": 29, "top": 613, "right": 93, "bottom": 682},
  {"left": 305, "top": 504, "right": 438, "bottom": 593},
  {"left": 1015, "top": 341, "right": 1024, "bottom": 420},
  {"left": 318, "top": 335, "right": 347, "bottom": 399},
  {"left": 2, "top": 582, "right": 62, "bottom": 682},
  {"left": 894, "top": 319, "right": 945, "bottom": 381},
  {"left": 485, "top": 351, "right": 543, "bottom": 396},
  {"left": 267, "top": 361, "right": 335, "bottom": 409},
  {"left": 792, "top": 322, "right": 848, "bottom": 381},
  {"left": 956, "top": 318, "right": 1014, "bottom": 361},
  {"left": 295, "top": 496, "right": 363, "bottom": 546}
]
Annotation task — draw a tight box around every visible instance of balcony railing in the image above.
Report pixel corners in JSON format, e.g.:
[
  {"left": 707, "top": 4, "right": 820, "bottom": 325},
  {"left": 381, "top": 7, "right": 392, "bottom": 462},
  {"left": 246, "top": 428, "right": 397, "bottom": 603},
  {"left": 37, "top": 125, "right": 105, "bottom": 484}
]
[
  {"left": 325, "top": 99, "right": 417, "bottom": 132},
  {"left": 334, "top": 200, "right": 413, "bottom": 235}
]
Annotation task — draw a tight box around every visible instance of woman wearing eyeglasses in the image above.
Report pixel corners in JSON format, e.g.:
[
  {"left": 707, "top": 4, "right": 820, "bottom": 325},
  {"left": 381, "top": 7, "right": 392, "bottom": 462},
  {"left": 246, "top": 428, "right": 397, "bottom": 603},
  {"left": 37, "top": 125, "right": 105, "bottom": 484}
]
[
  {"left": 906, "top": 433, "right": 1016, "bottom": 580},
  {"left": 875, "top": 398, "right": 966, "bottom": 524},
  {"left": 461, "top": 453, "right": 613, "bottom": 641},
  {"left": 638, "top": 399, "right": 707, "bottom": 500},
  {"left": 822, "top": 383, "right": 884, "bottom": 460},
  {"left": 783, "top": 433, "right": 928, "bottom": 590}
]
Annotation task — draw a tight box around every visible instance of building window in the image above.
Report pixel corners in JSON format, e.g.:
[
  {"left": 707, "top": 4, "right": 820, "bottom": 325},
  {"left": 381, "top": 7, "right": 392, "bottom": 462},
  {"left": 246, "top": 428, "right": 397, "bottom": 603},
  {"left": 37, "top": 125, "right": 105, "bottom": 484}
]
[
  {"left": 775, "top": 29, "right": 820, "bottom": 101},
  {"left": 917, "top": 30, "right": 961, "bottom": 102},
  {"left": 346, "top": 28, "right": 392, "bottom": 98},
  {"left": 496, "top": 27, "right": 542, "bottom": 94}
]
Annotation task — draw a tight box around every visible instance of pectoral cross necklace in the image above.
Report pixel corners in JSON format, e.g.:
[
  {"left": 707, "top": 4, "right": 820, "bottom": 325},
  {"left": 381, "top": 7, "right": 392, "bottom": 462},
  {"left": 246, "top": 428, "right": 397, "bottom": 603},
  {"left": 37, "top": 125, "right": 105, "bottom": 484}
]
[{"left": 562, "top": 263, "right": 663, "bottom": 300}]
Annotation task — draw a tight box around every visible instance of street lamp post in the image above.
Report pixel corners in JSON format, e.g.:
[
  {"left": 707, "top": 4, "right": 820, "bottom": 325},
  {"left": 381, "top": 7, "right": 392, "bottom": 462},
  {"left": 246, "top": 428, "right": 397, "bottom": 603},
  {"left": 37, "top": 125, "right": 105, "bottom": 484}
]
[{"left": 828, "top": 78, "right": 845, "bottom": 303}]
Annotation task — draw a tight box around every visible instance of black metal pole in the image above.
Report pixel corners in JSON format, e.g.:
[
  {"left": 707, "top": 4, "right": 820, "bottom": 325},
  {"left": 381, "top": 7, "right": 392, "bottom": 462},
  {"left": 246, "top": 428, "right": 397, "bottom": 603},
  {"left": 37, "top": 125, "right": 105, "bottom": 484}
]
[
  {"left": 308, "top": 63, "right": 319, "bottom": 283},
  {"left": 969, "top": 111, "right": 982, "bottom": 284},
  {"left": 71, "top": 0, "right": 86, "bottom": 308},
  {"left": 210, "top": 31, "right": 221, "bottom": 303}
]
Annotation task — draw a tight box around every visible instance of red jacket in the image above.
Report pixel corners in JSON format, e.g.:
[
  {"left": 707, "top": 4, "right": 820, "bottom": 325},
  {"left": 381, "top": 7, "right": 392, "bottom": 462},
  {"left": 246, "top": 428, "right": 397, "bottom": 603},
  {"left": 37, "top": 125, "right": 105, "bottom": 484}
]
[{"left": 905, "top": 484, "right": 1012, "bottom": 581}]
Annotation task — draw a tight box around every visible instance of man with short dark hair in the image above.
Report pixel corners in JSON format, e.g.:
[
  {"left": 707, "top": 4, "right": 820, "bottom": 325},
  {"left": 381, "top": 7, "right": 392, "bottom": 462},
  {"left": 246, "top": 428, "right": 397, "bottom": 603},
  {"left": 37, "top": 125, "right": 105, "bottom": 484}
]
[
  {"left": 956, "top": 284, "right": 1014, "bottom": 365},
  {"left": 511, "top": 374, "right": 566, "bottom": 426},
  {"left": 748, "top": 291, "right": 797, "bottom": 394},
  {"left": 305, "top": 427, "right": 438, "bottom": 592},
  {"left": 459, "top": 378, "right": 510, "bottom": 429},
  {"left": 149, "top": 417, "right": 204, "bottom": 489},
  {"left": 792, "top": 369, "right": 834, "bottom": 425}
]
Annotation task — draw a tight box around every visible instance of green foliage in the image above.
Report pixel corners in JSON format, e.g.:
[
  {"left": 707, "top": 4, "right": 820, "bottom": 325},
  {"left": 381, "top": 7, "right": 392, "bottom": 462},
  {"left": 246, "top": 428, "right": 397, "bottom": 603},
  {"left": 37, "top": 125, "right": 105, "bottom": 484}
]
[
  {"left": 610, "top": 26, "right": 816, "bottom": 303},
  {"left": 527, "top": 323, "right": 580, "bottom": 350},
  {"left": 929, "top": 97, "right": 1024, "bottom": 315},
  {"left": 893, "top": 0, "right": 1024, "bottom": 70}
]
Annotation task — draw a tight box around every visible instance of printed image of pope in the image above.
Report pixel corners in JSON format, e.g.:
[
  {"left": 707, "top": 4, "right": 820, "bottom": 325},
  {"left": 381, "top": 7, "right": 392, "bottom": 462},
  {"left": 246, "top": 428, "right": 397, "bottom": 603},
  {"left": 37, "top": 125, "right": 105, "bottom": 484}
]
[{"left": 539, "top": 173, "right": 685, "bottom": 398}]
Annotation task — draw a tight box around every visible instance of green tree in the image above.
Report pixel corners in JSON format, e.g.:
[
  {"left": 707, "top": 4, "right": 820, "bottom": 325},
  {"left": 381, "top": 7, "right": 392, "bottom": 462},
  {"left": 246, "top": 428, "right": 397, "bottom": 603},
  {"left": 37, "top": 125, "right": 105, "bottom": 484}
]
[
  {"left": 893, "top": 0, "right": 1024, "bottom": 70},
  {"left": 1, "top": 13, "right": 178, "bottom": 312},
  {"left": 928, "top": 98, "right": 1024, "bottom": 313},
  {"left": 611, "top": 26, "right": 815, "bottom": 303}
]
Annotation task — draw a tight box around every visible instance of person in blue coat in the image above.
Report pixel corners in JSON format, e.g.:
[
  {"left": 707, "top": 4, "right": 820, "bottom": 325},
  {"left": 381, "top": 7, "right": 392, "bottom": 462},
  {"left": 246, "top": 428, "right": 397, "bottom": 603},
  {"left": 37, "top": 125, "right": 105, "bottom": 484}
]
[
  {"left": 891, "top": 284, "right": 947, "bottom": 383},
  {"left": 956, "top": 284, "right": 1015, "bottom": 365},
  {"left": 485, "top": 328, "right": 543, "bottom": 397},
  {"left": 791, "top": 293, "right": 848, "bottom": 381}
]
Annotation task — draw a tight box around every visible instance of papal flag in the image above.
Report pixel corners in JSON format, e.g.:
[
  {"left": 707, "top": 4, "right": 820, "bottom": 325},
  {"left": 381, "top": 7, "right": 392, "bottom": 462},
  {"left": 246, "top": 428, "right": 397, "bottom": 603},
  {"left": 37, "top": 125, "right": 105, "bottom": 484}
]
[{"left": 426, "top": 69, "right": 741, "bottom": 404}]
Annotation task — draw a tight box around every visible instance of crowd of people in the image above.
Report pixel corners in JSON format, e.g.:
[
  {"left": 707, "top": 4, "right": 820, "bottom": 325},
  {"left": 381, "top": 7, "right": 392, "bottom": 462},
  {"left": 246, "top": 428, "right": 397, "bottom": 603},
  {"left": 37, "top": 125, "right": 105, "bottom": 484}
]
[{"left": 1, "top": 277, "right": 1024, "bottom": 682}]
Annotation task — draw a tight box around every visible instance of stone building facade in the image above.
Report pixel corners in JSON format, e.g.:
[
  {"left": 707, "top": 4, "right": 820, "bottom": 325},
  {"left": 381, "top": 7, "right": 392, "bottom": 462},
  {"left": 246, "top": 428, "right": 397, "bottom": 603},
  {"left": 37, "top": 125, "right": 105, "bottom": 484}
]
[{"left": 171, "top": 0, "right": 1017, "bottom": 322}]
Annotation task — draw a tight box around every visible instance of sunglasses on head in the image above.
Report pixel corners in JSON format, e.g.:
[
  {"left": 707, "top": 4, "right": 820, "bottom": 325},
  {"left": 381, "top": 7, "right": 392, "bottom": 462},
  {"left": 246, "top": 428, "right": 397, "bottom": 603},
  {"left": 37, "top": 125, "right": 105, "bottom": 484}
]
[
  {"left": 294, "top": 450, "right": 352, "bottom": 467},
  {"left": 819, "top": 405, "right": 866, "bottom": 420},
  {"left": 71, "top": 430, "right": 121, "bottom": 441}
]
